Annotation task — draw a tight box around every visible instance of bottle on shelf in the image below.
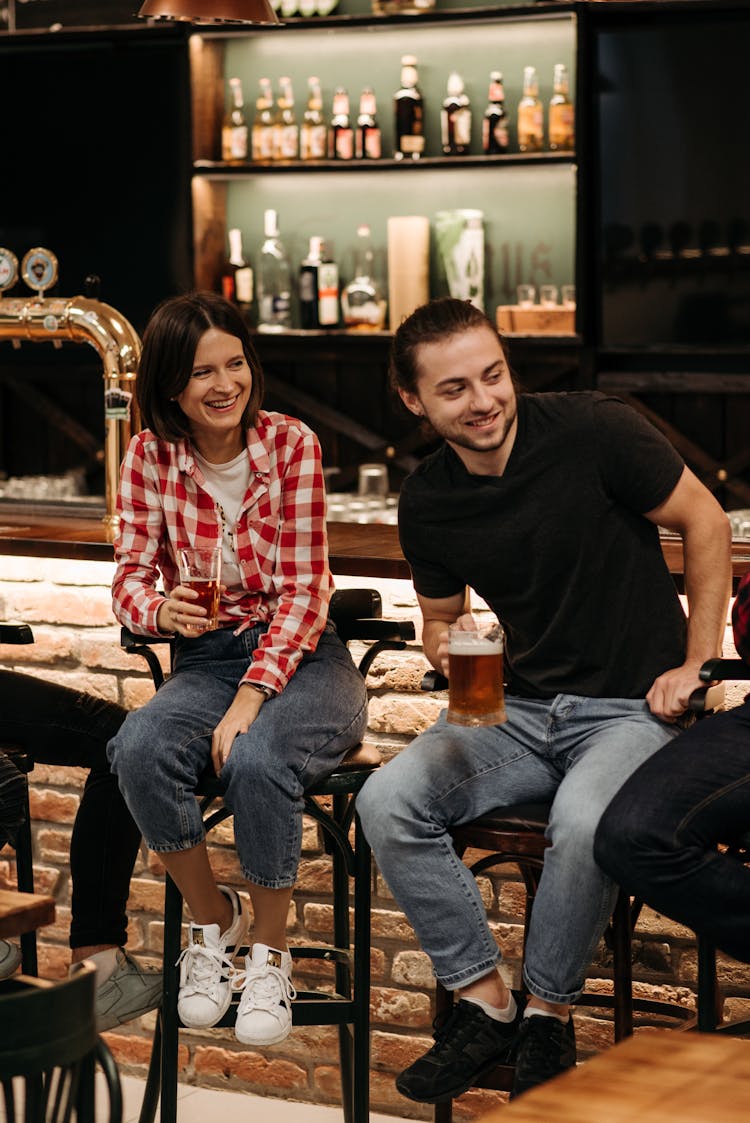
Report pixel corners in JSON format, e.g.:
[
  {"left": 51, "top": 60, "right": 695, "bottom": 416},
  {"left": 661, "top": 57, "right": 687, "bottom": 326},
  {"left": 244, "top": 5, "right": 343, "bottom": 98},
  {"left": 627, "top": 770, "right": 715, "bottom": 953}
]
[
  {"left": 220, "top": 228, "right": 254, "bottom": 320},
  {"left": 221, "top": 76, "right": 248, "bottom": 163},
  {"left": 328, "top": 87, "right": 354, "bottom": 160},
  {"left": 299, "top": 236, "right": 340, "bottom": 329},
  {"left": 252, "top": 77, "right": 276, "bottom": 162},
  {"left": 394, "top": 55, "right": 425, "bottom": 161},
  {"left": 517, "top": 65, "right": 544, "bottom": 153},
  {"left": 341, "top": 224, "right": 386, "bottom": 331},
  {"left": 548, "top": 62, "right": 575, "bottom": 151},
  {"left": 441, "top": 71, "right": 472, "bottom": 156},
  {"left": 482, "top": 70, "right": 509, "bottom": 155},
  {"left": 300, "top": 76, "right": 327, "bottom": 160},
  {"left": 256, "top": 209, "right": 292, "bottom": 333},
  {"left": 355, "top": 87, "right": 382, "bottom": 159},
  {"left": 274, "top": 76, "right": 300, "bottom": 161}
]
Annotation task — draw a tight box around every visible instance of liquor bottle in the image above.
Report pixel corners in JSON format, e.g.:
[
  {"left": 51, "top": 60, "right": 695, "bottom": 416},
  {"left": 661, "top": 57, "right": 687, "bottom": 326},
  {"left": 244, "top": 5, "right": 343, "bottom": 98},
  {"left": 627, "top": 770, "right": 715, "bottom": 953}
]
[
  {"left": 394, "top": 55, "right": 425, "bottom": 161},
  {"left": 300, "top": 76, "right": 327, "bottom": 161},
  {"left": 548, "top": 62, "right": 575, "bottom": 151},
  {"left": 482, "top": 71, "right": 509, "bottom": 155},
  {"left": 299, "top": 236, "right": 340, "bottom": 328},
  {"left": 328, "top": 87, "right": 354, "bottom": 160},
  {"left": 441, "top": 71, "right": 471, "bottom": 156},
  {"left": 341, "top": 224, "right": 386, "bottom": 331},
  {"left": 221, "top": 228, "right": 254, "bottom": 319},
  {"left": 252, "top": 77, "right": 276, "bottom": 162},
  {"left": 274, "top": 76, "right": 300, "bottom": 161},
  {"left": 517, "top": 65, "right": 544, "bottom": 153},
  {"left": 256, "top": 209, "right": 292, "bottom": 332},
  {"left": 221, "top": 77, "right": 248, "bottom": 163},
  {"left": 355, "top": 88, "right": 382, "bottom": 159}
]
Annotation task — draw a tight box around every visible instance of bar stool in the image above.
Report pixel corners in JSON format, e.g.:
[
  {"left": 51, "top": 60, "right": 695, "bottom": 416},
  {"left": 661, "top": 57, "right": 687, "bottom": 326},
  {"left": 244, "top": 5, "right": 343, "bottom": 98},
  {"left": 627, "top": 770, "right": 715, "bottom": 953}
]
[
  {"left": 0, "top": 622, "right": 38, "bottom": 976},
  {"left": 121, "top": 588, "right": 415, "bottom": 1123}
]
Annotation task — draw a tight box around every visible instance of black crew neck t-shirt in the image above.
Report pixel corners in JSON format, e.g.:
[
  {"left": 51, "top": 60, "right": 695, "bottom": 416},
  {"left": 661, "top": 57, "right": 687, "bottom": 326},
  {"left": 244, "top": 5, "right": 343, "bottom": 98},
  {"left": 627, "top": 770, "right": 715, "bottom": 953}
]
[{"left": 399, "top": 392, "right": 687, "bottom": 700}]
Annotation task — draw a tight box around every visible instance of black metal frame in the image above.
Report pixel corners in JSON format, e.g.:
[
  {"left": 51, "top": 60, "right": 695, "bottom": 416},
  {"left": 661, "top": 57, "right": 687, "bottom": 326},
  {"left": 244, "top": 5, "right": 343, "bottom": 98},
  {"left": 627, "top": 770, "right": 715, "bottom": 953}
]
[{"left": 122, "top": 588, "right": 415, "bottom": 1123}]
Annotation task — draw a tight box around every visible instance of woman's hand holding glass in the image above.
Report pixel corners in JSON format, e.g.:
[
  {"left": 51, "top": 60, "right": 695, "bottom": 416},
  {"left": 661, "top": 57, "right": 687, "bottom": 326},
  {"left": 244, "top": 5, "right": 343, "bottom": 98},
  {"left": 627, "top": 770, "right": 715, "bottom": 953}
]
[{"left": 157, "top": 584, "right": 222, "bottom": 637}]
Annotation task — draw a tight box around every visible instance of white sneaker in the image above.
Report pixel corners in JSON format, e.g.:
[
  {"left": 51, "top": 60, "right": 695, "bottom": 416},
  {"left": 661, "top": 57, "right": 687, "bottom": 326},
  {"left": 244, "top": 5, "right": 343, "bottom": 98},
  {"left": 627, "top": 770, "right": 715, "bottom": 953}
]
[
  {"left": 0, "top": 939, "right": 21, "bottom": 980},
  {"left": 234, "top": 944, "right": 296, "bottom": 1046},
  {"left": 176, "top": 885, "right": 249, "bottom": 1029}
]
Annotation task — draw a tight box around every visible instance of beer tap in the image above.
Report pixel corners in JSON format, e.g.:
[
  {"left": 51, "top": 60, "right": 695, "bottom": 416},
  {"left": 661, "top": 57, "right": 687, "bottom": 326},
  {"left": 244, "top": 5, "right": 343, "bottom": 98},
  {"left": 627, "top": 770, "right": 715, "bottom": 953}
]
[{"left": 0, "top": 246, "right": 142, "bottom": 539}]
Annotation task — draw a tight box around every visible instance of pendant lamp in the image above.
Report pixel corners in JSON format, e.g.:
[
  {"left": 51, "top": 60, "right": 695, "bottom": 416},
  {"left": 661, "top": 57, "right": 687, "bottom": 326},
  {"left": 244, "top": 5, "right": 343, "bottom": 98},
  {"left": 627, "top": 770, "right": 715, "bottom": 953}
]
[{"left": 138, "top": 0, "right": 280, "bottom": 24}]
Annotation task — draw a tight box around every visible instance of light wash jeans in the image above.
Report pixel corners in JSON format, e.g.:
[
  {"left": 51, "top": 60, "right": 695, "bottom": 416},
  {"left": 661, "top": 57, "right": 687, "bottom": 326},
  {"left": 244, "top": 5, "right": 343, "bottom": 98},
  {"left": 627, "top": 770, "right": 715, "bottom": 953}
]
[
  {"left": 108, "top": 623, "right": 368, "bottom": 888},
  {"left": 357, "top": 694, "right": 678, "bottom": 1004}
]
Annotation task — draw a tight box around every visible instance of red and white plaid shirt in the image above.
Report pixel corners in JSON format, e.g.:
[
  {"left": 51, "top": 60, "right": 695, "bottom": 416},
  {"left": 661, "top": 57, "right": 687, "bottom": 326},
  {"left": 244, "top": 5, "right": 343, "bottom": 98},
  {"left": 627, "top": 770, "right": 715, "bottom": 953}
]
[
  {"left": 732, "top": 570, "right": 750, "bottom": 665},
  {"left": 112, "top": 410, "right": 331, "bottom": 695}
]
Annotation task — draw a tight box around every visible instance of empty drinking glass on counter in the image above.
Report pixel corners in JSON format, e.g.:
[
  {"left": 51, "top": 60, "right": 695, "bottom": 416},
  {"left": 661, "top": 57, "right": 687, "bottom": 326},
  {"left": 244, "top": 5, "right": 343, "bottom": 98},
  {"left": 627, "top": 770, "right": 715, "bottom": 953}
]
[
  {"left": 540, "top": 284, "right": 559, "bottom": 307},
  {"left": 561, "top": 284, "right": 576, "bottom": 307},
  {"left": 516, "top": 284, "right": 536, "bottom": 307}
]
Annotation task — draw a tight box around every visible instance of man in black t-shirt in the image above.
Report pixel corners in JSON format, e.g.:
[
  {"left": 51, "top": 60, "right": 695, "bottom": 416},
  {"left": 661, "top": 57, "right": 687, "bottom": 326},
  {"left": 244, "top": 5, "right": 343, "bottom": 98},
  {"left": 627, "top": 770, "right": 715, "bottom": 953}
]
[{"left": 357, "top": 298, "right": 731, "bottom": 1102}]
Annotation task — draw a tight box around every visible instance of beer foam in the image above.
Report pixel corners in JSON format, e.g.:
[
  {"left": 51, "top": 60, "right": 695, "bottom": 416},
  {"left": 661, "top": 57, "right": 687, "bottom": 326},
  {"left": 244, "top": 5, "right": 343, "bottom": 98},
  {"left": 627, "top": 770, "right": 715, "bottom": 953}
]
[{"left": 448, "top": 637, "right": 501, "bottom": 656}]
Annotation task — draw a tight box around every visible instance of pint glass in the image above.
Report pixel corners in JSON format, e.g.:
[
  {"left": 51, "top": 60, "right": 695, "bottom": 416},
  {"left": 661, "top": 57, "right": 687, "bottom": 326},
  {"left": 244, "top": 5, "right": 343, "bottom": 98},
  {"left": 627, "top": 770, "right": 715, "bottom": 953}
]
[
  {"left": 178, "top": 545, "right": 222, "bottom": 632},
  {"left": 447, "top": 620, "right": 506, "bottom": 726}
]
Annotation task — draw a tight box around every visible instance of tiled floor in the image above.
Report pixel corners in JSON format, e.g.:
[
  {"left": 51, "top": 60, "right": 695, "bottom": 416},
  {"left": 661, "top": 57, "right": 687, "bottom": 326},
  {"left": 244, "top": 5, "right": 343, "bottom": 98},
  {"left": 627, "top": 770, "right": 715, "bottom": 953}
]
[{"left": 113, "top": 1074, "right": 401, "bottom": 1123}]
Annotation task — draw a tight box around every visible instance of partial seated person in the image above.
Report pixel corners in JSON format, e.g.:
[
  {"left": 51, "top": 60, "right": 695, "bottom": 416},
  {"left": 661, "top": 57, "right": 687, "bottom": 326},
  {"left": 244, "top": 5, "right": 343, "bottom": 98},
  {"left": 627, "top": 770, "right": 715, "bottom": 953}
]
[
  {"left": 107, "top": 292, "right": 367, "bottom": 1047},
  {"left": 0, "top": 671, "right": 162, "bottom": 1028},
  {"left": 595, "top": 568, "right": 750, "bottom": 965},
  {"left": 356, "top": 297, "right": 732, "bottom": 1101}
]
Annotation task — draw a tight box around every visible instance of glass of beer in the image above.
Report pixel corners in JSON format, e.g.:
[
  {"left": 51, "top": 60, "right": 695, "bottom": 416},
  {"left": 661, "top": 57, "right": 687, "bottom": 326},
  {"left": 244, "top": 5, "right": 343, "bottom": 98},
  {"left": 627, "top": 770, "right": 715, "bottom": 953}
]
[
  {"left": 178, "top": 545, "right": 222, "bottom": 632},
  {"left": 447, "top": 619, "right": 506, "bottom": 726}
]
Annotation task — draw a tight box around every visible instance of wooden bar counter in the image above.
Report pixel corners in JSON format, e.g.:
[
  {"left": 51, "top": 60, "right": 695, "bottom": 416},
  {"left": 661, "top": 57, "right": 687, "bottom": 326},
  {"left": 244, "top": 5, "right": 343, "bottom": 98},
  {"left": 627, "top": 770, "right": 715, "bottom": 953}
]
[
  {"left": 0, "top": 513, "right": 749, "bottom": 586},
  {"left": 483, "top": 1029, "right": 750, "bottom": 1123}
]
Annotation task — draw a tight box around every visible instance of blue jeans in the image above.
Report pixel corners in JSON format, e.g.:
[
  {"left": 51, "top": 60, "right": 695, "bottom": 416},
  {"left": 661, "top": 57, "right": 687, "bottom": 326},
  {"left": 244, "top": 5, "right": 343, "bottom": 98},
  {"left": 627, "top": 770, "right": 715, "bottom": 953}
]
[
  {"left": 357, "top": 694, "right": 677, "bottom": 1004},
  {"left": 595, "top": 699, "right": 750, "bottom": 964},
  {"left": 108, "top": 624, "right": 368, "bottom": 888}
]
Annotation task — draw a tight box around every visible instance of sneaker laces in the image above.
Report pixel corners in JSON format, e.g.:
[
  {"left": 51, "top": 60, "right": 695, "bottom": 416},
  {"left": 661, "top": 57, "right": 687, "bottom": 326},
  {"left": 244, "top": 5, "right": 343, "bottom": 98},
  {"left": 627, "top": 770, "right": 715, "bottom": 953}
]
[
  {"left": 517, "top": 1017, "right": 566, "bottom": 1078},
  {"left": 234, "top": 962, "right": 297, "bottom": 1025},
  {"left": 429, "top": 1002, "right": 482, "bottom": 1056},
  {"left": 176, "top": 943, "right": 236, "bottom": 1000}
]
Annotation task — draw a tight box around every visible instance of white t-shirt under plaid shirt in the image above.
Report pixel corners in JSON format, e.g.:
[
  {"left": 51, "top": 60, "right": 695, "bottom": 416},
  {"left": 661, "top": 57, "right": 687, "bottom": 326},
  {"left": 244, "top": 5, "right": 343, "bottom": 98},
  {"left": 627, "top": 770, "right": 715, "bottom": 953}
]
[{"left": 112, "top": 409, "right": 331, "bottom": 696}]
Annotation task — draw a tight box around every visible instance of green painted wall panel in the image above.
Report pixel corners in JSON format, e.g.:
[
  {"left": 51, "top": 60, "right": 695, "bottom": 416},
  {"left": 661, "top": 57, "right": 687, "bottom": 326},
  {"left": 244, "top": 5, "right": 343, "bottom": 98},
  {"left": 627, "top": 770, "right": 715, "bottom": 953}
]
[
  {"left": 219, "top": 12, "right": 575, "bottom": 324},
  {"left": 226, "top": 163, "right": 575, "bottom": 320},
  {"left": 224, "top": 15, "right": 575, "bottom": 160}
]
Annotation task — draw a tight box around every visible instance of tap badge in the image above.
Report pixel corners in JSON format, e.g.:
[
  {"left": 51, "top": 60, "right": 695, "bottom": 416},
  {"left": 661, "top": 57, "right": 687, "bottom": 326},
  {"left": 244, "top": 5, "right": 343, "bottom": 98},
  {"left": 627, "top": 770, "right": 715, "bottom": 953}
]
[
  {"left": 105, "top": 387, "right": 133, "bottom": 421},
  {"left": 0, "top": 248, "right": 19, "bottom": 293},
  {"left": 21, "top": 247, "right": 59, "bottom": 297}
]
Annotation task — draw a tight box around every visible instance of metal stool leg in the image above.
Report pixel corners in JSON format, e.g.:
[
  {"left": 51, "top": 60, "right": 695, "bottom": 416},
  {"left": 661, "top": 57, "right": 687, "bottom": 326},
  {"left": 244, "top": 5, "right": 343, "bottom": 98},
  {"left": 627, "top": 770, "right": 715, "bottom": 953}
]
[
  {"left": 697, "top": 937, "right": 720, "bottom": 1032},
  {"left": 160, "top": 875, "right": 184, "bottom": 1123},
  {"left": 352, "top": 810, "right": 372, "bottom": 1123},
  {"left": 15, "top": 781, "right": 38, "bottom": 976},
  {"left": 611, "top": 891, "right": 634, "bottom": 1041}
]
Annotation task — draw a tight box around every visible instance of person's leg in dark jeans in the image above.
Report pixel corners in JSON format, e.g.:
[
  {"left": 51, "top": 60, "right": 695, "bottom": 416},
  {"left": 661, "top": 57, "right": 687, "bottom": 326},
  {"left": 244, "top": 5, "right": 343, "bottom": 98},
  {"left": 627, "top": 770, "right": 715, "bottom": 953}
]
[
  {"left": 0, "top": 670, "right": 162, "bottom": 1026},
  {"left": 594, "top": 699, "right": 750, "bottom": 963}
]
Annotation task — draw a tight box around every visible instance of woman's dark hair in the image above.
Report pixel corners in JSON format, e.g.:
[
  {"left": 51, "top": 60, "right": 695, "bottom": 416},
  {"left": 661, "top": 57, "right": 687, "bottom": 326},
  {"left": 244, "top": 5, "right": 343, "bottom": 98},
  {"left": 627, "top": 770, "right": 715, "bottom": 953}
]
[
  {"left": 136, "top": 291, "right": 264, "bottom": 442},
  {"left": 389, "top": 297, "right": 511, "bottom": 397}
]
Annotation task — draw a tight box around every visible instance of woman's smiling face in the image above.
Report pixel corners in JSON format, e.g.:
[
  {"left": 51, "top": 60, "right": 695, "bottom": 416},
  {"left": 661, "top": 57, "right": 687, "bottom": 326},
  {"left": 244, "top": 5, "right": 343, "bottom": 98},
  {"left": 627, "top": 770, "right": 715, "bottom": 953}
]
[{"left": 176, "top": 327, "right": 253, "bottom": 459}]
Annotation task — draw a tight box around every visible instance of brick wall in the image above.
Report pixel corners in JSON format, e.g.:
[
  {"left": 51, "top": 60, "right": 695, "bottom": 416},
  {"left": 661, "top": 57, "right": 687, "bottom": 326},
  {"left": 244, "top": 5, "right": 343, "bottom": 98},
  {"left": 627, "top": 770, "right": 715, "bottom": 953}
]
[{"left": 1, "top": 553, "right": 748, "bottom": 1120}]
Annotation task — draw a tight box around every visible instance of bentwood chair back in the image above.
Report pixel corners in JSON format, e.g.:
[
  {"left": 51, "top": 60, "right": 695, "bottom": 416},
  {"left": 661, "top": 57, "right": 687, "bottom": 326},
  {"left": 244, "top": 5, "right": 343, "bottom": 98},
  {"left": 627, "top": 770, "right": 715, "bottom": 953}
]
[
  {"left": 0, "top": 963, "right": 122, "bottom": 1123},
  {"left": 0, "top": 622, "right": 38, "bottom": 974},
  {"left": 121, "top": 587, "right": 415, "bottom": 1123}
]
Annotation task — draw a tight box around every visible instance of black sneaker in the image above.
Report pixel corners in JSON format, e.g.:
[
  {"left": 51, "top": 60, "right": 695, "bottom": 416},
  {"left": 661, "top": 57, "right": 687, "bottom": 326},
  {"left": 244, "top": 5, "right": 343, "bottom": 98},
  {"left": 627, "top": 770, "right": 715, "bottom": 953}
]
[
  {"left": 396, "top": 995, "right": 522, "bottom": 1104},
  {"left": 510, "top": 1013, "right": 576, "bottom": 1099}
]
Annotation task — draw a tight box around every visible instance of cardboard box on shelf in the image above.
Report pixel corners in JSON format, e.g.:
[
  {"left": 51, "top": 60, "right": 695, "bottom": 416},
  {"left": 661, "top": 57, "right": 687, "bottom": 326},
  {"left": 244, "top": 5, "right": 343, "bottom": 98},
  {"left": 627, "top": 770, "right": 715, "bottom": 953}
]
[{"left": 496, "top": 305, "right": 576, "bottom": 335}]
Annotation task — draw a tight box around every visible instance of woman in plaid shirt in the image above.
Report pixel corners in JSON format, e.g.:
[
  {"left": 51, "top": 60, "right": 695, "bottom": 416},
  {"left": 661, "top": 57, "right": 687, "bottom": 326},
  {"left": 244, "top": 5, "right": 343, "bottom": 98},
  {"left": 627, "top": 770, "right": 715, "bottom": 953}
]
[
  {"left": 108, "top": 292, "right": 368, "bottom": 1045},
  {"left": 595, "top": 569, "right": 750, "bottom": 964}
]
